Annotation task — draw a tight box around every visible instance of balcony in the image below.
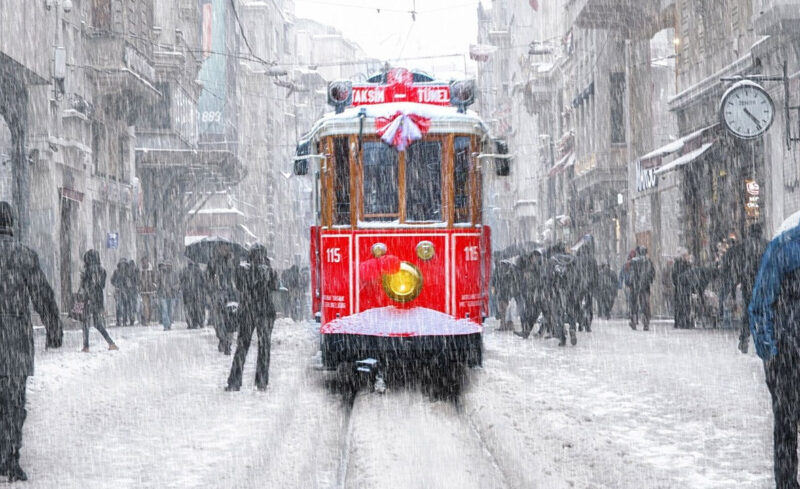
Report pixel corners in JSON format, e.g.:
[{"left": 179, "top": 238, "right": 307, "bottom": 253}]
[
  {"left": 565, "top": 0, "right": 674, "bottom": 36},
  {"left": 752, "top": 0, "right": 800, "bottom": 35},
  {"left": 85, "top": 35, "right": 160, "bottom": 105}
]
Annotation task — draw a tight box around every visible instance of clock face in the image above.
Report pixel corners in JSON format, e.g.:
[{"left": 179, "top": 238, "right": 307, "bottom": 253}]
[{"left": 720, "top": 83, "right": 775, "bottom": 139}]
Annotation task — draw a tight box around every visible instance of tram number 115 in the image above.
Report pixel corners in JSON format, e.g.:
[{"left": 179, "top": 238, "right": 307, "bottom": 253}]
[
  {"left": 326, "top": 248, "right": 342, "bottom": 263},
  {"left": 464, "top": 246, "right": 479, "bottom": 262}
]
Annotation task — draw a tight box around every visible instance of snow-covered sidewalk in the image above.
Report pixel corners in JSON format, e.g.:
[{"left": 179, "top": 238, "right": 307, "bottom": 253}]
[
  {"left": 462, "top": 319, "right": 774, "bottom": 489},
  {"left": 22, "top": 320, "right": 344, "bottom": 489}
]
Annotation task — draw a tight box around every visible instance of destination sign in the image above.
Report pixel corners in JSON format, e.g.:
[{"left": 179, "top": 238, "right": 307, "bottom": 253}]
[{"left": 351, "top": 84, "right": 451, "bottom": 106}]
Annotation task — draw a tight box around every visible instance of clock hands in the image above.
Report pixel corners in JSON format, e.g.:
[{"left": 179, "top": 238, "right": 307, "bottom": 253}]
[{"left": 743, "top": 107, "right": 763, "bottom": 130}]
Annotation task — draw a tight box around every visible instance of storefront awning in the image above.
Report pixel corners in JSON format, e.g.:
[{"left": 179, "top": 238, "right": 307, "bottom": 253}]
[
  {"left": 637, "top": 123, "right": 718, "bottom": 166},
  {"left": 654, "top": 142, "right": 714, "bottom": 175}
]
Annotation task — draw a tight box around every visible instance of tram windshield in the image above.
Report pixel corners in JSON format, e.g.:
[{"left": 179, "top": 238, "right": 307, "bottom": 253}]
[{"left": 318, "top": 134, "right": 480, "bottom": 227}]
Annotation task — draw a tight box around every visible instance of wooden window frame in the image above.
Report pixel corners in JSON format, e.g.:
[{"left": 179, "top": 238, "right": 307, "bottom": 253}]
[{"left": 318, "top": 134, "right": 482, "bottom": 229}]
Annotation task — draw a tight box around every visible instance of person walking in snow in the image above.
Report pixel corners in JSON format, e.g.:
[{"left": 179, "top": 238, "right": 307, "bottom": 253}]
[
  {"left": 208, "top": 246, "right": 238, "bottom": 354},
  {"left": 672, "top": 249, "right": 694, "bottom": 329},
  {"left": 514, "top": 250, "right": 545, "bottom": 339},
  {"left": 226, "top": 245, "right": 279, "bottom": 391},
  {"left": 79, "top": 250, "right": 118, "bottom": 352},
  {"left": 627, "top": 246, "right": 655, "bottom": 331},
  {"left": 111, "top": 259, "right": 129, "bottom": 327},
  {"left": 748, "top": 217, "right": 800, "bottom": 489},
  {"left": 574, "top": 236, "right": 599, "bottom": 332},
  {"left": 543, "top": 243, "right": 579, "bottom": 346},
  {"left": 0, "top": 202, "right": 62, "bottom": 482},
  {"left": 597, "top": 263, "right": 618, "bottom": 319},
  {"left": 180, "top": 261, "right": 206, "bottom": 329},
  {"left": 722, "top": 224, "right": 767, "bottom": 352},
  {"left": 157, "top": 261, "right": 180, "bottom": 331},
  {"left": 123, "top": 259, "right": 139, "bottom": 326}
]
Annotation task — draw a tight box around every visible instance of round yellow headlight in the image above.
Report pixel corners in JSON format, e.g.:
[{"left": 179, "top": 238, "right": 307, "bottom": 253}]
[
  {"left": 382, "top": 261, "right": 423, "bottom": 303},
  {"left": 416, "top": 241, "right": 435, "bottom": 261}
]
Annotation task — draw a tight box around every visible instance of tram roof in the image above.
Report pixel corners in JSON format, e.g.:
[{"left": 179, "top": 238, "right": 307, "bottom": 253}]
[{"left": 300, "top": 102, "right": 491, "bottom": 142}]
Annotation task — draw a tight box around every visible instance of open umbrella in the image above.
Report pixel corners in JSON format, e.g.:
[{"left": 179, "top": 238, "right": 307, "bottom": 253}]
[{"left": 185, "top": 236, "right": 247, "bottom": 264}]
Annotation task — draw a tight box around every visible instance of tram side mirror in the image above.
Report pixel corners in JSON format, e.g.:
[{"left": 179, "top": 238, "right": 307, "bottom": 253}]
[
  {"left": 294, "top": 141, "right": 310, "bottom": 176},
  {"left": 494, "top": 139, "right": 510, "bottom": 176}
]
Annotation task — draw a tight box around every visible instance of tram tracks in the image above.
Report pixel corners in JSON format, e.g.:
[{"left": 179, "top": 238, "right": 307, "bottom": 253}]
[{"left": 332, "top": 369, "right": 512, "bottom": 489}]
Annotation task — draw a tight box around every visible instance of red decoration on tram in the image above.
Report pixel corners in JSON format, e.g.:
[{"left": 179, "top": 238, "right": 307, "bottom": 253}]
[{"left": 375, "top": 111, "right": 432, "bottom": 151}]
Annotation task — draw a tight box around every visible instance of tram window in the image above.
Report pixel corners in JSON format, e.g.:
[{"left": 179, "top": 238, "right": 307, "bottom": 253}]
[
  {"left": 406, "top": 141, "right": 442, "bottom": 222},
  {"left": 363, "top": 141, "right": 399, "bottom": 219},
  {"left": 333, "top": 137, "right": 350, "bottom": 225},
  {"left": 454, "top": 137, "right": 471, "bottom": 223}
]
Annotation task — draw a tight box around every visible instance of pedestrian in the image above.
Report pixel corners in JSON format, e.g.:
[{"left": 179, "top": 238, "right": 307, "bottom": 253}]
[
  {"left": 157, "top": 261, "right": 180, "bottom": 331},
  {"left": 226, "top": 245, "right": 279, "bottom": 391},
  {"left": 208, "top": 246, "right": 238, "bottom": 354},
  {"left": 627, "top": 245, "right": 655, "bottom": 331},
  {"left": 723, "top": 225, "right": 767, "bottom": 353},
  {"left": 79, "top": 250, "right": 118, "bottom": 352},
  {"left": 597, "top": 263, "right": 618, "bottom": 319},
  {"left": 491, "top": 258, "right": 519, "bottom": 331},
  {"left": 281, "top": 265, "right": 304, "bottom": 321},
  {"left": 514, "top": 250, "right": 545, "bottom": 339},
  {"left": 180, "top": 261, "right": 206, "bottom": 329},
  {"left": 124, "top": 260, "right": 139, "bottom": 326},
  {"left": 574, "top": 236, "right": 598, "bottom": 332},
  {"left": 0, "top": 201, "right": 62, "bottom": 482},
  {"left": 543, "top": 243, "right": 578, "bottom": 346},
  {"left": 672, "top": 248, "right": 693, "bottom": 329},
  {"left": 111, "top": 258, "right": 129, "bottom": 327},
  {"left": 748, "top": 217, "right": 800, "bottom": 489},
  {"left": 139, "top": 256, "right": 157, "bottom": 325}
]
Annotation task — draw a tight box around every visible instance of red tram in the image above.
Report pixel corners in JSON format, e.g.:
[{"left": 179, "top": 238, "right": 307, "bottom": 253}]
[{"left": 294, "top": 68, "right": 510, "bottom": 370}]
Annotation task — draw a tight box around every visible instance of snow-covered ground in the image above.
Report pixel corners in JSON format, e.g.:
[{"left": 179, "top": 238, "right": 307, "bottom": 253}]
[{"left": 18, "top": 318, "right": 775, "bottom": 488}]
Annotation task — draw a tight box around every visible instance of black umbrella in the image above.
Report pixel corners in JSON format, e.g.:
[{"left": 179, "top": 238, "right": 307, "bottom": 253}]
[{"left": 185, "top": 236, "right": 248, "bottom": 264}]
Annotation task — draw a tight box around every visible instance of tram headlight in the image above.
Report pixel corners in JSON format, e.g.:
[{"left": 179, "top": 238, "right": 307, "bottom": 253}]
[
  {"left": 382, "top": 262, "right": 423, "bottom": 303},
  {"left": 371, "top": 242, "right": 387, "bottom": 258},
  {"left": 327, "top": 80, "right": 352, "bottom": 113},
  {"left": 415, "top": 241, "right": 435, "bottom": 261}
]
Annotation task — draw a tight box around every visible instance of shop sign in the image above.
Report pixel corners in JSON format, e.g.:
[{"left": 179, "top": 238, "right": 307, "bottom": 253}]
[
  {"left": 745, "top": 178, "right": 760, "bottom": 219},
  {"left": 636, "top": 160, "right": 658, "bottom": 192}
]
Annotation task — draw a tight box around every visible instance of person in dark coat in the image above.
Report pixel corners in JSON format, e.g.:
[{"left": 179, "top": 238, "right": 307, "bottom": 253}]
[
  {"left": 208, "top": 246, "right": 238, "bottom": 354},
  {"left": 282, "top": 264, "right": 304, "bottom": 321},
  {"left": 157, "top": 261, "right": 180, "bottom": 331},
  {"left": 514, "top": 251, "right": 545, "bottom": 339},
  {"left": 124, "top": 260, "right": 139, "bottom": 326},
  {"left": 722, "top": 225, "right": 768, "bottom": 352},
  {"left": 139, "top": 256, "right": 156, "bottom": 325},
  {"left": 672, "top": 249, "right": 694, "bottom": 329},
  {"left": 492, "top": 259, "right": 519, "bottom": 331},
  {"left": 111, "top": 259, "right": 129, "bottom": 327},
  {"left": 0, "top": 202, "right": 62, "bottom": 482},
  {"left": 226, "top": 244, "right": 279, "bottom": 391},
  {"left": 543, "top": 243, "right": 579, "bottom": 346},
  {"left": 597, "top": 263, "right": 618, "bottom": 319},
  {"left": 627, "top": 246, "right": 655, "bottom": 331},
  {"left": 748, "top": 218, "right": 800, "bottom": 489},
  {"left": 79, "top": 249, "right": 117, "bottom": 352},
  {"left": 180, "top": 261, "right": 206, "bottom": 329},
  {"left": 574, "top": 237, "right": 599, "bottom": 332}
]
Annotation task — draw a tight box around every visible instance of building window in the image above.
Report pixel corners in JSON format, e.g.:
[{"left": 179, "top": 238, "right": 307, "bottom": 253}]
[
  {"left": 92, "top": 0, "right": 111, "bottom": 30},
  {"left": 610, "top": 72, "right": 626, "bottom": 144}
]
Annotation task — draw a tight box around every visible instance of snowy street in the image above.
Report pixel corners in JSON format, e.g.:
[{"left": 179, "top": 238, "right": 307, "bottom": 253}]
[{"left": 19, "top": 318, "right": 775, "bottom": 488}]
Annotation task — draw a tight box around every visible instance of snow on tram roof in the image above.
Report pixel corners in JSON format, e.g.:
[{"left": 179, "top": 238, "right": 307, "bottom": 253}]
[{"left": 301, "top": 102, "right": 489, "bottom": 141}]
